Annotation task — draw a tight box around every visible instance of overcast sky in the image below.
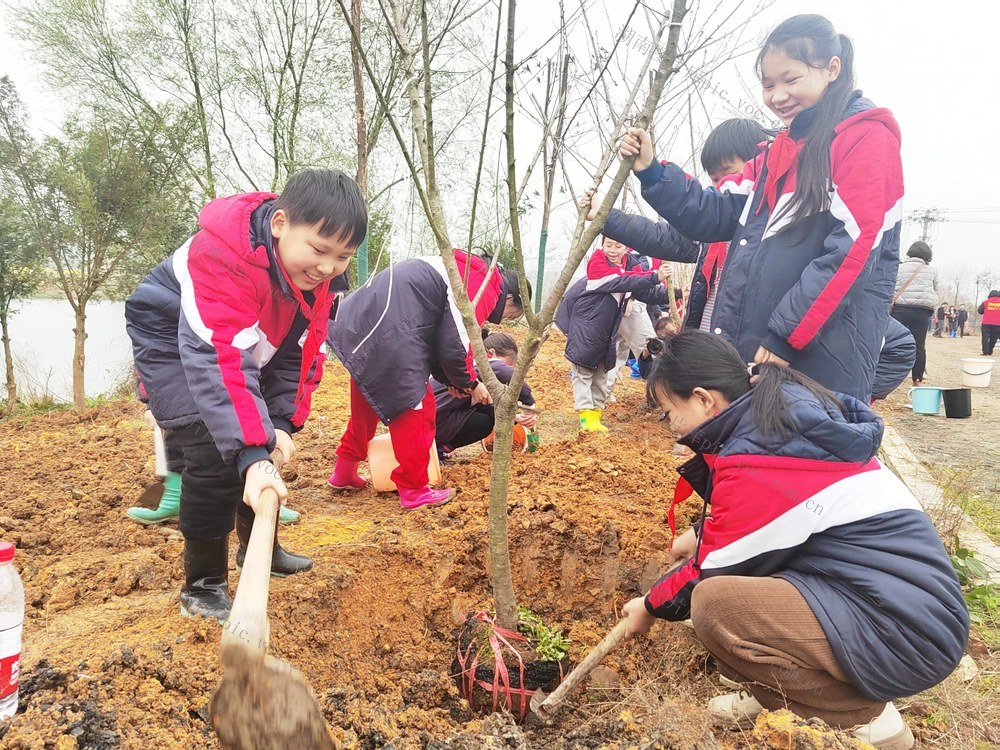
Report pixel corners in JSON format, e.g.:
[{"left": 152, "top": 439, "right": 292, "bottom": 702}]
[{"left": 2, "top": 0, "right": 997, "bottom": 292}]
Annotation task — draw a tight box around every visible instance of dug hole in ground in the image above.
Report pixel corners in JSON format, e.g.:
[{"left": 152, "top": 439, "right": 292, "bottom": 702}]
[{"left": 0, "top": 330, "right": 996, "bottom": 749}]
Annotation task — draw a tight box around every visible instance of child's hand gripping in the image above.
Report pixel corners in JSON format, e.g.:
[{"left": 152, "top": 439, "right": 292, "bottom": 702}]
[
  {"left": 243, "top": 460, "right": 289, "bottom": 514},
  {"left": 270, "top": 429, "right": 296, "bottom": 472},
  {"left": 619, "top": 128, "right": 655, "bottom": 172},
  {"left": 579, "top": 190, "right": 601, "bottom": 221}
]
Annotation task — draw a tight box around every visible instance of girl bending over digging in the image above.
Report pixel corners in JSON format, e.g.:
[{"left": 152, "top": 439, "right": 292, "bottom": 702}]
[{"left": 620, "top": 330, "right": 968, "bottom": 750}]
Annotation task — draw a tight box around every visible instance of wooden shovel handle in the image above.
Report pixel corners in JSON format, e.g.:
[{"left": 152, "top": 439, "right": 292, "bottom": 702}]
[
  {"left": 535, "top": 619, "right": 630, "bottom": 718},
  {"left": 221, "top": 488, "right": 279, "bottom": 658}
]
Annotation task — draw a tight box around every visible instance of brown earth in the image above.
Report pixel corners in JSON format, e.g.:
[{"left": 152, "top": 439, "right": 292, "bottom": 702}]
[{"left": 0, "top": 329, "right": 992, "bottom": 748}]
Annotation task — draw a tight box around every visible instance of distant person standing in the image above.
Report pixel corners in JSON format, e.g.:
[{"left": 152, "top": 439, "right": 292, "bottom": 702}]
[
  {"left": 979, "top": 290, "right": 1000, "bottom": 356},
  {"left": 957, "top": 305, "right": 969, "bottom": 337},
  {"left": 890, "top": 241, "right": 938, "bottom": 385},
  {"left": 933, "top": 303, "right": 946, "bottom": 338},
  {"left": 946, "top": 306, "right": 959, "bottom": 338}
]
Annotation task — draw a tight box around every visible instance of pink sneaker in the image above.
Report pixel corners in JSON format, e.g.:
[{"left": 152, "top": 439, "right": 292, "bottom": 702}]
[
  {"left": 398, "top": 486, "right": 455, "bottom": 510},
  {"left": 328, "top": 459, "right": 368, "bottom": 490}
]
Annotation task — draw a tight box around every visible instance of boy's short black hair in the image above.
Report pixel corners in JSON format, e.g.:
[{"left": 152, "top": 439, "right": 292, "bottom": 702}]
[
  {"left": 275, "top": 168, "right": 368, "bottom": 246},
  {"left": 906, "top": 241, "right": 932, "bottom": 263},
  {"left": 700, "top": 118, "right": 769, "bottom": 176}
]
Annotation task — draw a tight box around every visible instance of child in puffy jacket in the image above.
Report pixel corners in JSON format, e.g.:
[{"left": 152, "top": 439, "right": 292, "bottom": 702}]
[
  {"left": 555, "top": 239, "right": 670, "bottom": 432},
  {"left": 622, "top": 330, "right": 967, "bottom": 749},
  {"left": 326, "top": 251, "right": 525, "bottom": 509},
  {"left": 619, "top": 15, "right": 903, "bottom": 402},
  {"left": 432, "top": 330, "right": 537, "bottom": 457},
  {"left": 125, "top": 168, "right": 367, "bottom": 620}
]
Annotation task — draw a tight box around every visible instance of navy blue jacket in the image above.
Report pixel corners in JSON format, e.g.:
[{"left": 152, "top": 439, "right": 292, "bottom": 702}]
[
  {"left": 327, "top": 254, "right": 506, "bottom": 423},
  {"left": 555, "top": 254, "right": 669, "bottom": 371},
  {"left": 632, "top": 96, "right": 904, "bottom": 401},
  {"left": 647, "top": 383, "right": 968, "bottom": 701}
]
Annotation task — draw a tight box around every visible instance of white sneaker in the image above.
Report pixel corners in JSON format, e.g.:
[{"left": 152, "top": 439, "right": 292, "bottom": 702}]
[
  {"left": 708, "top": 690, "right": 764, "bottom": 729},
  {"left": 852, "top": 703, "right": 914, "bottom": 750}
]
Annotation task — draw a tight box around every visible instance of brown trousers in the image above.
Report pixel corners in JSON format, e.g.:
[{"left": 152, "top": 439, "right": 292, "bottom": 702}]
[{"left": 691, "top": 575, "right": 885, "bottom": 727}]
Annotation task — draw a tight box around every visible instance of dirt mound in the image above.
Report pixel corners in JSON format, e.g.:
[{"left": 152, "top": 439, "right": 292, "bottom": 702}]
[{"left": 0, "top": 336, "right": 898, "bottom": 748}]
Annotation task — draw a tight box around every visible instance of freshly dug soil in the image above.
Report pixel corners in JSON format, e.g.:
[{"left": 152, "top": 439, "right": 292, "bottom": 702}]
[{"left": 0, "top": 329, "right": 902, "bottom": 749}]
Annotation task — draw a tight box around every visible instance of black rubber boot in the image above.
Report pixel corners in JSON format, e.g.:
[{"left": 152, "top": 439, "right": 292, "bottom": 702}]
[
  {"left": 235, "top": 513, "right": 313, "bottom": 578},
  {"left": 180, "top": 535, "right": 232, "bottom": 620}
]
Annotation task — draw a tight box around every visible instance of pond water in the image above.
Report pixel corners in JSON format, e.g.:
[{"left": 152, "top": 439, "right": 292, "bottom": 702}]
[{"left": 4, "top": 299, "right": 133, "bottom": 403}]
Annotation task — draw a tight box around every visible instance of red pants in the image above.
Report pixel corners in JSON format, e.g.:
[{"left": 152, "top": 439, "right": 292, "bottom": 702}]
[{"left": 336, "top": 379, "right": 436, "bottom": 490}]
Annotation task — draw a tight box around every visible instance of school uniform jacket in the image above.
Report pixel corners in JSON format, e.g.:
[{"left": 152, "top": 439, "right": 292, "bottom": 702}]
[
  {"left": 646, "top": 383, "right": 968, "bottom": 701},
  {"left": 633, "top": 94, "right": 904, "bottom": 401},
  {"left": 432, "top": 358, "right": 535, "bottom": 449},
  {"left": 327, "top": 251, "right": 505, "bottom": 423},
  {"left": 555, "top": 251, "right": 670, "bottom": 371},
  {"left": 125, "top": 194, "right": 342, "bottom": 476}
]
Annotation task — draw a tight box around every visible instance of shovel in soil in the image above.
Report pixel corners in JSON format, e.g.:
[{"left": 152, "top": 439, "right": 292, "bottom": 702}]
[
  {"left": 529, "top": 618, "right": 629, "bottom": 723},
  {"left": 210, "top": 488, "right": 337, "bottom": 750},
  {"left": 530, "top": 558, "right": 689, "bottom": 723}
]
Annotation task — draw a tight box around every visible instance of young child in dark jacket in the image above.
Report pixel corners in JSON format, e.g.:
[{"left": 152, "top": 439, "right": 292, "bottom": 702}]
[
  {"left": 620, "top": 330, "right": 967, "bottom": 750},
  {"left": 326, "top": 251, "right": 525, "bottom": 509},
  {"left": 591, "top": 118, "right": 768, "bottom": 332},
  {"left": 555, "top": 238, "right": 670, "bottom": 432},
  {"left": 125, "top": 168, "right": 367, "bottom": 620},
  {"left": 432, "top": 330, "right": 537, "bottom": 456},
  {"left": 619, "top": 15, "right": 904, "bottom": 403}
]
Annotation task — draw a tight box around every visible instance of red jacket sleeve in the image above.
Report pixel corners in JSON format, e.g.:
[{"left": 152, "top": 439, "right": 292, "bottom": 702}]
[{"left": 764, "top": 120, "right": 904, "bottom": 358}]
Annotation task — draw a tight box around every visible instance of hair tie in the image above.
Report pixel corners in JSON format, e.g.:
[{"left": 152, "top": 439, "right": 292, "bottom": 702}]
[{"left": 747, "top": 362, "right": 762, "bottom": 378}]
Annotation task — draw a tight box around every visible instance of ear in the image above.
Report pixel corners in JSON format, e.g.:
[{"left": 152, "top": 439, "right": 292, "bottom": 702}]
[
  {"left": 506, "top": 293, "right": 514, "bottom": 301},
  {"left": 826, "top": 55, "right": 842, "bottom": 82},
  {"left": 486, "top": 348, "right": 497, "bottom": 358},
  {"left": 690, "top": 387, "right": 719, "bottom": 416},
  {"left": 271, "top": 208, "right": 288, "bottom": 238}
]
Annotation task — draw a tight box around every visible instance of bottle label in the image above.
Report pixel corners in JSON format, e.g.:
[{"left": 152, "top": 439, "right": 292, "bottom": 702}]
[{"left": 0, "top": 622, "right": 22, "bottom": 700}]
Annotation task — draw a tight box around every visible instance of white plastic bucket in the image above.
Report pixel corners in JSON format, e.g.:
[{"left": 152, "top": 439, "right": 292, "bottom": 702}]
[{"left": 961, "top": 358, "right": 994, "bottom": 388}]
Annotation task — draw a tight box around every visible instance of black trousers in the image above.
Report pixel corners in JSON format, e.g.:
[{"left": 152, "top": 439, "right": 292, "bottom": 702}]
[
  {"left": 890, "top": 305, "right": 932, "bottom": 381},
  {"left": 164, "top": 430, "right": 185, "bottom": 473},
  {"left": 446, "top": 408, "right": 495, "bottom": 452},
  {"left": 169, "top": 422, "right": 255, "bottom": 540},
  {"left": 983, "top": 324, "right": 1000, "bottom": 356}
]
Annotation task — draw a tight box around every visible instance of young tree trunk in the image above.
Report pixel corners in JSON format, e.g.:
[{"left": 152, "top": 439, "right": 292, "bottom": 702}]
[
  {"left": 350, "top": 0, "right": 370, "bottom": 283},
  {"left": 486, "top": 393, "right": 519, "bottom": 630},
  {"left": 72, "top": 304, "right": 87, "bottom": 408},
  {"left": 1, "top": 312, "right": 16, "bottom": 413}
]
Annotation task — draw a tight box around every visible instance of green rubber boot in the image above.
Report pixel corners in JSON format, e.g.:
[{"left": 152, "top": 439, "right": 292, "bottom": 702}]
[
  {"left": 127, "top": 471, "right": 181, "bottom": 525},
  {"left": 278, "top": 505, "right": 301, "bottom": 524}
]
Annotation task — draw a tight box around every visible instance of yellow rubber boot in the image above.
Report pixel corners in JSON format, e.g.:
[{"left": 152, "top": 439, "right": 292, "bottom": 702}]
[
  {"left": 591, "top": 409, "right": 610, "bottom": 433},
  {"left": 577, "top": 409, "right": 590, "bottom": 432}
]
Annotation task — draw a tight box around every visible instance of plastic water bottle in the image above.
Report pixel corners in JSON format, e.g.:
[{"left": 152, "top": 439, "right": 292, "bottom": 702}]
[{"left": 0, "top": 542, "right": 24, "bottom": 720}]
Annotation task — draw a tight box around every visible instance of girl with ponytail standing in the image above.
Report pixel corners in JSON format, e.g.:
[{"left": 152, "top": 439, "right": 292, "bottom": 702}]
[
  {"left": 619, "top": 15, "right": 904, "bottom": 402},
  {"left": 621, "top": 331, "right": 967, "bottom": 750}
]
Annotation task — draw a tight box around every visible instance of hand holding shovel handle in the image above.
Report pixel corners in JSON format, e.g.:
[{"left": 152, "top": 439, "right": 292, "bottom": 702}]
[
  {"left": 220, "top": 487, "right": 279, "bottom": 660},
  {"left": 530, "top": 618, "right": 630, "bottom": 722},
  {"left": 529, "top": 557, "right": 689, "bottom": 722}
]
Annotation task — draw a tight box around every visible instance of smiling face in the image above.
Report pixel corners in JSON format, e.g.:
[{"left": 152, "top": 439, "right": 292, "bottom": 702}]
[
  {"left": 760, "top": 48, "right": 841, "bottom": 126},
  {"left": 271, "top": 210, "right": 357, "bottom": 291},
  {"left": 602, "top": 238, "right": 628, "bottom": 266}
]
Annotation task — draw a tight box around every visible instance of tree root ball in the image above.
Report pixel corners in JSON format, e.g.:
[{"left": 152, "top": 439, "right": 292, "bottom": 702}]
[{"left": 210, "top": 643, "right": 339, "bottom": 750}]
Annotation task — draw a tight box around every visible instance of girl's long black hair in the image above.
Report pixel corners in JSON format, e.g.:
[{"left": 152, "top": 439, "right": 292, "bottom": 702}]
[
  {"left": 757, "top": 14, "right": 857, "bottom": 226},
  {"left": 481, "top": 328, "right": 518, "bottom": 358},
  {"left": 645, "top": 330, "right": 847, "bottom": 437}
]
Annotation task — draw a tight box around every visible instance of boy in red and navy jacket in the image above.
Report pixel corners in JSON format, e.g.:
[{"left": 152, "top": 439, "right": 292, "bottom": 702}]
[{"left": 125, "top": 168, "right": 367, "bottom": 620}]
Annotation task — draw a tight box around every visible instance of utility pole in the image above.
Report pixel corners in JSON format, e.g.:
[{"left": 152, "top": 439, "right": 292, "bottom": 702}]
[{"left": 906, "top": 207, "right": 945, "bottom": 242}]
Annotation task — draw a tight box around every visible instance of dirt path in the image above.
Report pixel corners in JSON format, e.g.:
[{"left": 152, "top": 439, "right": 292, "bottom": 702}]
[{"left": 879, "top": 333, "right": 999, "bottom": 496}]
